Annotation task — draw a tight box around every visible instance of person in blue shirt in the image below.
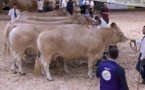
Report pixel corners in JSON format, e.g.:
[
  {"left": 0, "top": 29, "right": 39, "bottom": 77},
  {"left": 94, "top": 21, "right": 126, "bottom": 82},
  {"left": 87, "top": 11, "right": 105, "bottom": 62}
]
[
  {"left": 96, "top": 48, "right": 129, "bottom": 90},
  {"left": 43, "top": 2, "right": 53, "bottom": 12}
]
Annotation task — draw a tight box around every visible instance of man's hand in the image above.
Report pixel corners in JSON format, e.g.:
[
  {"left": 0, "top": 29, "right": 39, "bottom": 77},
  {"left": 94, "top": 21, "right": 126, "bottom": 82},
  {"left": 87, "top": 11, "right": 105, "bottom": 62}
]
[{"left": 141, "top": 57, "right": 145, "bottom": 61}]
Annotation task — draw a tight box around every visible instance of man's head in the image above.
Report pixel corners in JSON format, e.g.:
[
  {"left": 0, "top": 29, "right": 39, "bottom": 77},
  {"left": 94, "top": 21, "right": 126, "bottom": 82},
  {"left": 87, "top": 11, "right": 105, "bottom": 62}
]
[
  {"left": 85, "top": 9, "right": 89, "bottom": 14},
  {"left": 95, "top": 18, "right": 101, "bottom": 26},
  {"left": 143, "top": 26, "right": 145, "bottom": 35},
  {"left": 13, "top": 4, "right": 17, "bottom": 9},
  {"left": 95, "top": 16, "right": 99, "bottom": 20},
  {"left": 103, "top": 3, "right": 107, "bottom": 8},
  {"left": 109, "top": 48, "right": 119, "bottom": 59}
]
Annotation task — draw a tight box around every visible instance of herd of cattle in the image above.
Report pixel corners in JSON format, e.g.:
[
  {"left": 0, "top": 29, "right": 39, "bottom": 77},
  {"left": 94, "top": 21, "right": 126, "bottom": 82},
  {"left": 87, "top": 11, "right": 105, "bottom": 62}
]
[{"left": 3, "top": 10, "right": 128, "bottom": 81}]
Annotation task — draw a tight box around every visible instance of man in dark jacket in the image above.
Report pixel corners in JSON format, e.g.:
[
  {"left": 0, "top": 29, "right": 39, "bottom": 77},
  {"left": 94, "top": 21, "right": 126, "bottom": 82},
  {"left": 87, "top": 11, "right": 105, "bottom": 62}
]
[
  {"left": 96, "top": 48, "right": 129, "bottom": 90},
  {"left": 66, "top": 0, "right": 73, "bottom": 15}
]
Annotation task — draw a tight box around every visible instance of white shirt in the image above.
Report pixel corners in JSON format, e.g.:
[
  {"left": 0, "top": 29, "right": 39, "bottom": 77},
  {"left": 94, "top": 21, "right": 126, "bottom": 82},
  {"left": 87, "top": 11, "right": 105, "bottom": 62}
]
[
  {"left": 90, "top": 1, "right": 94, "bottom": 8},
  {"left": 136, "top": 36, "right": 145, "bottom": 59},
  {"left": 59, "top": 0, "right": 67, "bottom": 8},
  {"left": 83, "top": 0, "right": 89, "bottom": 5},
  {"left": 92, "top": 19, "right": 101, "bottom": 29},
  {"left": 38, "top": 1, "right": 44, "bottom": 10},
  {"left": 100, "top": 18, "right": 107, "bottom": 28},
  {"left": 8, "top": 8, "right": 20, "bottom": 20}
]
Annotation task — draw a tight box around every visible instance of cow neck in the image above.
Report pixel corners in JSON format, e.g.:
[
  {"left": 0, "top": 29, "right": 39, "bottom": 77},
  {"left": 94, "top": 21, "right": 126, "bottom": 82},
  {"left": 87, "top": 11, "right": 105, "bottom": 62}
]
[{"left": 99, "top": 28, "right": 114, "bottom": 45}]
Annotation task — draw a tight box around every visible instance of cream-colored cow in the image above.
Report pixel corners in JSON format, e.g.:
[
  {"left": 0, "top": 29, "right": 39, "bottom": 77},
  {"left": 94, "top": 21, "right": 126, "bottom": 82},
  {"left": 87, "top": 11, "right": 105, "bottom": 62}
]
[{"left": 34, "top": 23, "right": 127, "bottom": 80}]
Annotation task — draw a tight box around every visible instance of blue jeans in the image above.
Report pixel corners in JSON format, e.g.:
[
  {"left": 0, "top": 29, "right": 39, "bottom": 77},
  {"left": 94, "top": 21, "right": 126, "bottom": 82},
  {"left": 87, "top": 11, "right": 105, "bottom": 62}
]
[{"left": 136, "top": 53, "right": 145, "bottom": 79}]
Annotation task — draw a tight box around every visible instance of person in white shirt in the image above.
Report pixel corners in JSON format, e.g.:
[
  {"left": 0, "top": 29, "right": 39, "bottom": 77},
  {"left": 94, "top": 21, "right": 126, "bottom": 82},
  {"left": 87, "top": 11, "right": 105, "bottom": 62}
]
[
  {"left": 89, "top": 0, "right": 94, "bottom": 17},
  {"left": 84, "top": 15, "right": 101, "bottom": 29},
  {"left": 135, "top": 26, "right": 145, "bottom": 84},
  {"left": 37, "top": 0, "right": 44, "bottom": 12},
  {"left": 96, "top": 12, "right": 107, "bottom": 28},
  {"left": 83, "top": 0, "right": 89, "bottom": 5},
  {"left": 8, "top": 4, "right": 20, "bottom": 20},
  {"left": 59, "top": 0, "right": 67, "bottom": 10}
]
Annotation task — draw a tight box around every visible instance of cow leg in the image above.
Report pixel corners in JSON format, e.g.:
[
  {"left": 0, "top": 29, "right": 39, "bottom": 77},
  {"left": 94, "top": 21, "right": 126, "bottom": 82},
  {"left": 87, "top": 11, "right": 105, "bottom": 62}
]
[
  {"left": 17, "top": 52, "right": 25, "bottom": 75},
  {"left": 88, "top": 56, "right": 96, "bottom": 79},
  {"left": 39, "top": 55, "right": 45, "bottom": 76},
  {"left": 43, "top": 56, "right": 53, "bottom": 81},
  {"left": 63, "top": 59, "right": 69, "bottom": 74},
  {"left": 11, "top": 55, "right": 17, "bottom": 74}
]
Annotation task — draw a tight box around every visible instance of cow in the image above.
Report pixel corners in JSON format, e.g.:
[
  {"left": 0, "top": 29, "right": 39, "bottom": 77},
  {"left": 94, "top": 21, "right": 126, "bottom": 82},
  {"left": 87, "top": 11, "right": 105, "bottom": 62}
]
[
  {"left": 34, "top": 23, "right": 128, "bottom": 81},
  {"left": 3, "top": 18, "right": 85, "bottom": 53},
  {"left": 18, "top": 10, "right": 70, "bottom": 18},
  {"left": 8, "top": 0, "right": 37, "bottom": 12},
  {"left": 4, "top": 16, "right": 90, "bottom": 52},
  {"left": 4, "top": 23, "right": 88, "bottom": 75},
  {"left": 17, "top": 14, "right": 89, "bottom": 23}
]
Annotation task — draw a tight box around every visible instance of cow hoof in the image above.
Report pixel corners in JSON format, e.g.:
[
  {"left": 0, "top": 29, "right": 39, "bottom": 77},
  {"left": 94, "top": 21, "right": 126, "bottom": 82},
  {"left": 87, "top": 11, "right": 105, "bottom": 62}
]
[
  {"left": 47, "top": 78, "right": 53, "bottom": 81},
  {"left": 13, "top": 71, "right": 17, "bottom": 74},
  {"left": 20, "top": 73, "right": 26, "bottom": 76},
  {"left": 41, "top": 74, "right": 44, "bottom": 76},
  {"left": 11, "top": 69, "right": 17, "bottom": 74},
  {"left": 65, "top": 70, "right": 71, "bottom": 74}
]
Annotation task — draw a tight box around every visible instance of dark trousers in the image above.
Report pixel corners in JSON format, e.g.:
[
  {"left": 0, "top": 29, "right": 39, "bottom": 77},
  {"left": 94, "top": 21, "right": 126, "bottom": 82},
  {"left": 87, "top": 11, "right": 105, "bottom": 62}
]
[
  {"left": 89, "top": 8, "right": 93, "bottom": 18},
  {"left": 67, "top": 10, "right": 73, "bottom": 15},
  {"left": 136, "top": 53, "right": 145, "bottom": 79}
]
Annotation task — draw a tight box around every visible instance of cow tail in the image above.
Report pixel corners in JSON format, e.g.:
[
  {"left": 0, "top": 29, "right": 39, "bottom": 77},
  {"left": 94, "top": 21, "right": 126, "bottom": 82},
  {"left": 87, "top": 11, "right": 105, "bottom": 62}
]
[
  {"left": 3, "top": 40, "right": 7, "bottom": 57},
  {"left": 34, "top": 45, "right": 41, "bottom": 75},
  {"left": 3, "top": 23, "right": 15, "bottom": 57}
]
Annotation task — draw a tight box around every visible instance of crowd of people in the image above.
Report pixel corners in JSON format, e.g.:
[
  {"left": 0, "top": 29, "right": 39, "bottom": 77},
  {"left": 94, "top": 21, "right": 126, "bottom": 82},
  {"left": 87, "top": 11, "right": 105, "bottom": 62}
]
[{"left": 7, "top": 1, "right": 145, "bottom": 90}]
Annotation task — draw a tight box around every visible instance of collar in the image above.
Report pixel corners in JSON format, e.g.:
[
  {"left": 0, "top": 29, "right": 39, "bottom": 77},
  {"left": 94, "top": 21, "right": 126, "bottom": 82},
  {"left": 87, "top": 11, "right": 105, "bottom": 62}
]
[
  {"left": 108, "top": 58, "right": 117, "bottom": 63},
  {"left": 100, "top": 18, "right": 103, "bottom": 20}
]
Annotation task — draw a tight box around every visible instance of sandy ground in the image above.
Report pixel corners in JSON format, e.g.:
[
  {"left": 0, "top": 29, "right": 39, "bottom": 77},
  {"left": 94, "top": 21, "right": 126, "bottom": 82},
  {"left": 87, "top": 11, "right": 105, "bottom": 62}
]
[{"left": 0, "top": 11, "right": 145, "bottom": 90}]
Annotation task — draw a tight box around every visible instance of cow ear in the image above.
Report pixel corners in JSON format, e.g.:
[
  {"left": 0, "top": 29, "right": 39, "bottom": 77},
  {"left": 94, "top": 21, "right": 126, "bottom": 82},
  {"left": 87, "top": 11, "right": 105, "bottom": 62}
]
[{"left": 110, "top": 22, "right": 117, "bottom": 29}]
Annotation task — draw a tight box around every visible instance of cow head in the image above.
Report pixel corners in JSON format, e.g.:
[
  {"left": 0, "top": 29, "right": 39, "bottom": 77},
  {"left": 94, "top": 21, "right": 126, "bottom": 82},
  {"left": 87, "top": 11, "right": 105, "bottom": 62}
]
[{"left": 110, "top": 22, "right": 127, "bottom": 44}]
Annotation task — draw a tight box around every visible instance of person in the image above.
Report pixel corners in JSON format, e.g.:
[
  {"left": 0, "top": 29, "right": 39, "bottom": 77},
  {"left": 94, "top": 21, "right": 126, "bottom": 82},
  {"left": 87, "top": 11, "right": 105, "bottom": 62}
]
[
  {"left": 84, "top": 8, "right": 91, "bottom": 17},
  {"left": 8, "top": 4, "right": 20, "bottom": 20},
  {"left": 95, "top": 44, "right": 118, "bottom": 66},
  {"left": 83, "top": 0, "right": 89, "bottom": 5},
  {"left": 80, "top": 0, "right": 89, "bottom": 14},
  {"left": 135, "top": 26, "right": 145, "bottom": 84},
  {"left": 59, "top": 0, "right": 67, "bottom": 10},
  {"left": 96, "top": 48, "right": 129, "bottom": 90},
  {"left": 37, "top": 0, "right": 44, "bottom": 12},
  {"left": 43, "top": 2, "right": 53, "bottom": 12},
  {"left": 89, "top": 0, "right": 94, "bottom": 17},
  {"left": 96, "top": 12, "right": 107, "bottom": 28},
  {"left": 102, "top": 3, "right": 109, "bottom": 24},
  {"left": 66, "top": 0, "right": 74, "bottom": 15}
]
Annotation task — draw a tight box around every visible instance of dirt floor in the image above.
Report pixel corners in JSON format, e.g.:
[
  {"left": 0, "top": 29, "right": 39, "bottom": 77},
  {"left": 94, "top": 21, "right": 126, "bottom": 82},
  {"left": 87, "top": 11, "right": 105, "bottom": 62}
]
[{"left": 0, "top": 11, "right": 145, "bottom": 90}]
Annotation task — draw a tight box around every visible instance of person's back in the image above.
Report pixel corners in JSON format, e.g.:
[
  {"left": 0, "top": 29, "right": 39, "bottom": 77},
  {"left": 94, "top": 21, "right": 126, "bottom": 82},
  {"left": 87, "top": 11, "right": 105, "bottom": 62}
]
[{"left": 96, "top": 48, "right": 129, "bottom": 90}]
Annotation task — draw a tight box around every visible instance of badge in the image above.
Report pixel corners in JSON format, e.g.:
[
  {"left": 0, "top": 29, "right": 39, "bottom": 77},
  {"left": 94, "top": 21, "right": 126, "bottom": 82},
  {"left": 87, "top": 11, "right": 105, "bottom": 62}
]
[{"left": 102, "top": 70, "right": 111, "bottom": 81}]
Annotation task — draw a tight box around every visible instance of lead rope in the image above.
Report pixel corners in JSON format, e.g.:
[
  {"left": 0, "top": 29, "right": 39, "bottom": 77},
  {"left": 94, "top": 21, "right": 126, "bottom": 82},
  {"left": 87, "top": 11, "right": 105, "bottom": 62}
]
[{"left": 128, "top": 39, "right": 137, "bottom": 54}]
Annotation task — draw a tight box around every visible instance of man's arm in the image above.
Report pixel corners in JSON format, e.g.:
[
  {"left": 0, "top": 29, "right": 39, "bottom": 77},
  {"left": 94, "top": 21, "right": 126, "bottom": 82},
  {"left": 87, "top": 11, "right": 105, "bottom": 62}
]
[
  {"left": 141, "top": 39, "right": 145, "bottom": 60},
  {"left": 136, "top": 40, "right": 141, "bottom": 44},
  {"left": 8, "top": 10, "right": 11, "bottom": 16},
  {"left": 117, "top": 67, "right": 129, "bottom": 90}
]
